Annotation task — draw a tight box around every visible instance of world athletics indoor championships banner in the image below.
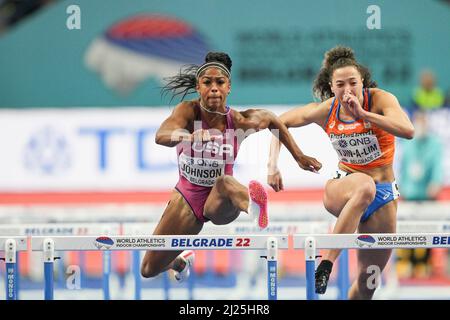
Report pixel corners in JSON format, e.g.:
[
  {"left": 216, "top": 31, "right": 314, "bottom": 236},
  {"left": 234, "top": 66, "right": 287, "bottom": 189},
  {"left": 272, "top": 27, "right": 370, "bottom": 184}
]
[{"left": 0, "top": 0, "right": 449, "bottom": 108}]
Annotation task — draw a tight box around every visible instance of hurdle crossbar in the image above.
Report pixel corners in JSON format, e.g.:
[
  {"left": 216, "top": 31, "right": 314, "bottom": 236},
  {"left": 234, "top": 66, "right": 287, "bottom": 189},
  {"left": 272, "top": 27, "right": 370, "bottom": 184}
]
[
  {"left": 0, "top": 224, "right": 120, "bottom": 300},
  {"left": 120, "top": 222, "right": 327, "bottom": 300},
  {"left": 294, "top": 233, "right": 450, "bottom": 300},
  {"left": 31, "top": 235, "right": 289, "bottom": 251},
  {"left": 31, "top": 235, "right": 288, "bottom": 301},
  {"left": 294, "top": 233, "right": 450, "bottom": 249}
]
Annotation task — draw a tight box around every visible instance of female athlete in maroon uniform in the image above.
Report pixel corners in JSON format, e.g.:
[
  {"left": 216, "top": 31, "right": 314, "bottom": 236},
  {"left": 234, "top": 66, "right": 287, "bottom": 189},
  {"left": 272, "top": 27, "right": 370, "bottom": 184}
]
[{"left": 140, "top": 52, "right": 322, "bottom": 282}]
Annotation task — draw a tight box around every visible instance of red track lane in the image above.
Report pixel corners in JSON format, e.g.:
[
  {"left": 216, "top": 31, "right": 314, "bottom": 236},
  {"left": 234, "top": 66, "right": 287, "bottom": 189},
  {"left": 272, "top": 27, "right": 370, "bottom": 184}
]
[{"left": 0, "top": 187, "right": 449, "bottom": 205}]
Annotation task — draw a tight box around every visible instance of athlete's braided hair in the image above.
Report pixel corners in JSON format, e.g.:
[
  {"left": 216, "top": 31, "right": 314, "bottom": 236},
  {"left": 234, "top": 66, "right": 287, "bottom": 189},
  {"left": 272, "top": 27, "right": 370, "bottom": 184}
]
[{"left": 161, "top": 52, "right": 232, "bottom": 102}]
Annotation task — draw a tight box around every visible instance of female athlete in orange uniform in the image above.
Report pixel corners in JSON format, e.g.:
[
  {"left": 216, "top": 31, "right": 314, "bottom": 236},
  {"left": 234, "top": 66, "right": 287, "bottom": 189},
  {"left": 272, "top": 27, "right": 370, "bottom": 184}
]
[{"left": 267, "top": 46, "right": 414, "bottom": 299}]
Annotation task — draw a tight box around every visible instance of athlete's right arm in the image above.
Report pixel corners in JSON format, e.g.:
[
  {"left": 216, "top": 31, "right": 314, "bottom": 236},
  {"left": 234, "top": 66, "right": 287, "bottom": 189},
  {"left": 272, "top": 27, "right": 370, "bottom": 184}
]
[
  {"left": 267, "top": 102, "right": 329, "bottom": 191},
  {"left": 155, "top": 102, "right": 196, "bottom": 147}
]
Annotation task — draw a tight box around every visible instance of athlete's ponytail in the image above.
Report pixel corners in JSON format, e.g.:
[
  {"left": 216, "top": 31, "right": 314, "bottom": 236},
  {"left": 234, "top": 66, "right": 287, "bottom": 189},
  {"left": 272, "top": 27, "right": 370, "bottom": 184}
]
[{"left": 161, "top": 52, "right": 232, "bottom": 102}]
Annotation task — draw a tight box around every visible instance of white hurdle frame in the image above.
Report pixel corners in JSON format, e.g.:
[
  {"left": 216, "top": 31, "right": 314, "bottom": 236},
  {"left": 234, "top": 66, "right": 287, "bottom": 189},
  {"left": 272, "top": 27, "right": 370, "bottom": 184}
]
[
  {"left": 122, "top": 221, "right": 330, "bottom": 300},
  {"left": 4, "top": 221, "right": 450, "bottom": 300},
  {"left": 31, "top": 235, "right": 288, "bottom": 300},
  {"left": 0, "top": 237, "right": 28, "bottom": 300},
  {"left": 294, "top": 232, "right": 450, "bottom": 300},
  {"left": 0, "top": 223, "right": 120, "bottom": 300}
]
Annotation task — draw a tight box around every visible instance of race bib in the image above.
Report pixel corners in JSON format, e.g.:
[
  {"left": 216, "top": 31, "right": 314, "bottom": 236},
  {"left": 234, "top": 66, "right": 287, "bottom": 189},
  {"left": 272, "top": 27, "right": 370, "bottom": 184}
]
[
  {"left": 179, "top": 153, "right": 225, "bottom": 187},
  {"left": 330, "top": 132, "right": 382, "bottom": 165}
]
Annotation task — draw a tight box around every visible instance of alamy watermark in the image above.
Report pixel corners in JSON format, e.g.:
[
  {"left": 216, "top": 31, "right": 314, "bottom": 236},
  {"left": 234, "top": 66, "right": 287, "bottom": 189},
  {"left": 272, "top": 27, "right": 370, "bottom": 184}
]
[
  {"left": 66, "top": 265, "right": 81, "bottom": 289},
  {"left": 367, "top": 5, "right": 381, "bottom": 30},
  {"left": 66, "top": 5, "right": 81, "bottom": 30},
  {"left": 366, "top": 265, "right": 381, "bottom": 290}
]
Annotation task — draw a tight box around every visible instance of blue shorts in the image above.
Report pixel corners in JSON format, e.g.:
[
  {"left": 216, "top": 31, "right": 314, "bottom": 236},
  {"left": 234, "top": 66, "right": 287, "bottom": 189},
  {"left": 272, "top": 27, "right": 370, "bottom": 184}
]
[{"left": 333, "top": 169, "right": 400, "bottom": 223}]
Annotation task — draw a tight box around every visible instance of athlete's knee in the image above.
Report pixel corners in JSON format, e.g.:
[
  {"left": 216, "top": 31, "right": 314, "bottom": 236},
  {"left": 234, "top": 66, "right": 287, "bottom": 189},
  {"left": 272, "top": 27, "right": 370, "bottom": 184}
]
[
  {"left": 140, "top": 258, "right": 161, "bottom": 278},
  {"left": 352, "top": 176, "right": 376, "bottom": 206},
  {"left": 215, "top": 175, "right": 235, "bottom": 193},
  {"left": 323, "top": 192, "right": 338, "bottom": 216},
  {"left": 323, "top": 181, "right": 343, "bottom": 215}
]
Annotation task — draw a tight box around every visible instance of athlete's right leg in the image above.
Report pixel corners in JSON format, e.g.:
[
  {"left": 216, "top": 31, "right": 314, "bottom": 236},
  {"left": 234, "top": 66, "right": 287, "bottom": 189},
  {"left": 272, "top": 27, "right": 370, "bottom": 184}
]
[
  {"left": 140, "top": 190, "right": 203, "bottom": 278},
  {"left": 322, "top": 173, "right": 376, "bottom": 263},
  {"left": 315, "top": 173, "right": 376, "bottom": 294},
  {"left": 204, "top": 176, "right": 268, "bottom": 228},
  {"left": 203, "top": 175, "right": 248, "bottom": 225}
]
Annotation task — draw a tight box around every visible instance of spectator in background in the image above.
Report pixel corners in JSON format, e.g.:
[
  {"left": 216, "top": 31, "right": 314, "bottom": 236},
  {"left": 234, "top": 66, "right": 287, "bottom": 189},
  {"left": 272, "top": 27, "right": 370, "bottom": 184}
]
[
  {"left": 412, "top": 70, "right": 445, "bottom": 111},
  {"left": 445, "top": 87, "right": 450, "bottom": 107},
  {"left": 397, "top": 110, "right": 444, "bottom": 278},
  {"left": 400, "top": 111, "right": 443, "bottom": 201}
]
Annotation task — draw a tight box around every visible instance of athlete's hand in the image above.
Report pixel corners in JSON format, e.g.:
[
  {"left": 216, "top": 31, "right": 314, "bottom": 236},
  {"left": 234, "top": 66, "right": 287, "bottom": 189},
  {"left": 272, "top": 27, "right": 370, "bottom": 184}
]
[
  {"left": 342, "top": 91, "right": 366, "bottom": 119},
  {"left": 297, "top": 154, "right": 322, "bottom": 173},
  {"left": 267, "top": 168, "right": 284, "bottom": 192}
]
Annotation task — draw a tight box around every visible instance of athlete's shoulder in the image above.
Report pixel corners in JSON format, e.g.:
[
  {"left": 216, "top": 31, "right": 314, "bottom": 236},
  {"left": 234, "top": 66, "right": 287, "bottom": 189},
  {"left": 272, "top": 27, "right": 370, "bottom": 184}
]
[
  {"left": 315, "top": 98, "right": 335, "bottom": 129},
  {"left": 172, "top": 100, "right": 199, "bottom": 117},
  {"left": 369, "top": 88, "right": 396, "bottom": 99},
  {"left": 175, "top": 100, "right": 198, "bottom": 109},
  {"left": 319, "top": 97, "right": 335, "bottom": 111},
  {"left": 369, "top": 88, "right": 400, "bottom": 109},
  {"left": 232, "top": 107, "right": 265, "bottom": 119}
]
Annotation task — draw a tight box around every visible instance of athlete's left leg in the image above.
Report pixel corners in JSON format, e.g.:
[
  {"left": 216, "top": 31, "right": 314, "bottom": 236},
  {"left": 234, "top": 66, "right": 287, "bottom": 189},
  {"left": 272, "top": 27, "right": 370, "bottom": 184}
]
[{"left": 348, "top": 200, "right": 397, "bottom": 299}]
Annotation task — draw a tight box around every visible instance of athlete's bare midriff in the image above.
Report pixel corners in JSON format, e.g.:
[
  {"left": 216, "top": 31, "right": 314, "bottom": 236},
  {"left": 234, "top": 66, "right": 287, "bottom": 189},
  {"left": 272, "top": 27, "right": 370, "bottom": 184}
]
[{"left": 339, "top": 162, "right": 395, "bottom": 183}]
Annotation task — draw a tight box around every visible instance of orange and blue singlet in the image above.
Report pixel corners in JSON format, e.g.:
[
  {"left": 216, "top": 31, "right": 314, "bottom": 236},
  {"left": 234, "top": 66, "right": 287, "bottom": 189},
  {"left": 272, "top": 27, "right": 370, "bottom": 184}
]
[{"left": 324, "top": 89, "right": 399, "bottom": 222}]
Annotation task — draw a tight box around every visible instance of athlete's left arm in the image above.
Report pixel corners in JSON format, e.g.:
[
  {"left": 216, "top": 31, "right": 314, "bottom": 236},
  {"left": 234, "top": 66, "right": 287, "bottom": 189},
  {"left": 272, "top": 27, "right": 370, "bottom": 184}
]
[
  {"left": 354, "top": 91, "right": 415, "bottom": 139},
  {"left": 235, "top": 109, "right": 322, "bottom": 172}
]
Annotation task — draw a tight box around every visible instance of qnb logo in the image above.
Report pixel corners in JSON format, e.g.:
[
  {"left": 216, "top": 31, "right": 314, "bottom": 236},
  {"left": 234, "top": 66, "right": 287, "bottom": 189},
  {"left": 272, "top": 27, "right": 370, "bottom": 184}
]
[
  {"left": 355, "top": 235, "right": 376, "bottom": 248},
  {"left": 338, "top": 140, "right": 348, "bottom": 148},
  {"left": 94, "top": 236, "right": 114, "bottom": 250},
  {"left": 24, "top": 127, "right": 71, "bottom": 175},
  {"left": 84, "top": 14, "right": 210, "bottom": 94}
]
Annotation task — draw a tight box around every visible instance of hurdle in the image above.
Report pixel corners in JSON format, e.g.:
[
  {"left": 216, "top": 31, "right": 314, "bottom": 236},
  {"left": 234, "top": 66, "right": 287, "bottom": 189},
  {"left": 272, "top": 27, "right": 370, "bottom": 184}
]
[
  {"left": 6, "top": 220, "right": 450, "bottom": 300},
  {"left": 334, "top": 221, "right": 450, "bottom": 300},
  {"left": 0, "top": 237, "right": 28, "bottom": 300},
  {"left": 122, "top": 221, "right": 330, "bottom": 300},
  {"left": 294, "top": 232, "right": 450, "bottom": 300},
  {"left": 31, "top": 235, "right": 288, "bottom": 300},
  {"left": 0, "top": 223, "right": 120, "bottom": 300}
]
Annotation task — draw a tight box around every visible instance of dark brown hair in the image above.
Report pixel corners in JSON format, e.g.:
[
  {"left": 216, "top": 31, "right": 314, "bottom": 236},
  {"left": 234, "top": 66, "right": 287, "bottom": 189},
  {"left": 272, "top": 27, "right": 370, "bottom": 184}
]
[{"left": 312, "top": 46, "right": 377, "bottom": 101}]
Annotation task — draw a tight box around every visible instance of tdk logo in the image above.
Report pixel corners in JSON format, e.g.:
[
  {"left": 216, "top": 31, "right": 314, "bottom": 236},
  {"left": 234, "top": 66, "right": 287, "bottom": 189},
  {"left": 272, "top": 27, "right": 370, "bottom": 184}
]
[
  {"left": 432, "top": 236, "right": 450, "bottom": 245},
  {"left": 172, "top": 238, "right": 233, "bottom": 248},
  {"left": 24, "top": 126, "right": 71, "bottom": 175}
]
